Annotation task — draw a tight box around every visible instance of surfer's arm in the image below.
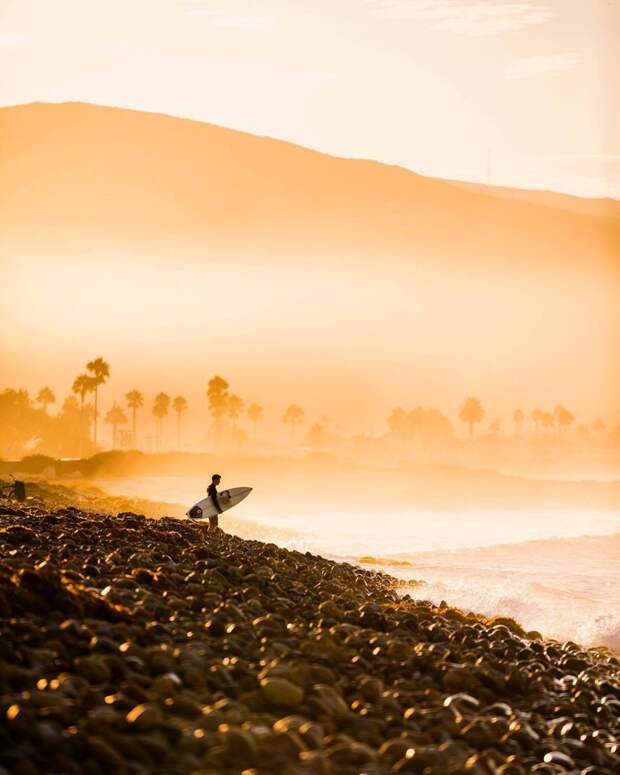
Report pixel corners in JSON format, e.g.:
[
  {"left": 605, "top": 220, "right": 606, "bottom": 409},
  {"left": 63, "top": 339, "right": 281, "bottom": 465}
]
[{"left": 208, "top": 484, "right": 223, "bottom": 513}]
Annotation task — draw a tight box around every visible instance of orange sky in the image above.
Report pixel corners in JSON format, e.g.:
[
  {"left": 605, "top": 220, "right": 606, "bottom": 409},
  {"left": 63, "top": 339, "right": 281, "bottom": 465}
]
[{"left": 1, "top": 0, "right": 618, "bottom": 197}]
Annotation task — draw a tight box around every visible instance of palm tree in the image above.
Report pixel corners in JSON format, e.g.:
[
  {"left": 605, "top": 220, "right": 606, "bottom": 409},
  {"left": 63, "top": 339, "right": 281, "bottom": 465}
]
[
  {"left": 388, "top": 407, "right": 407, "bottom": 436},
  {"left": 152, "top": 392, "right": 170, "bottom": 450},
  {"left": 576, "top": 423, "right": 589, "bottom": 440},
  {"left": 72, "top": 374, "right": 90, "bottom": 412},
  {"left": 228, "top": 394, "right": 244, "bottom": 429},
  {"left": 36, "top": 386, "right": 56, "bottom": 414},
  {"left": 458, "top": 397, "right": 484, "bottom": 439},
  {"left": 59, "top": 395, "right": 81, "bottom": 454},
  {"left": 126, "top": 389, "right": 144, "bottom": 447},
  {"left": 554, "top": 403, "right": 574, "bottom": 433},
  {"left": 247, "top": 403, "right": 264, "bottom": 440},
  {"left": 105, "top": 403, "right": 128, "bottom": 449},
  {"left": 72, "top": 374, "right": 94, "bottom": 452},
  {"left": 173, "top": 395, "right": 188, "bottom": 448},
  {"left": 531, "top": 408, "right": 543, "bottom": 434},
  {"left": 283, "top": 404, "right": 304, "bottom": 444},
  {"left": 592, "top": 417, "right": 605, "bottom": 432},
  {"left": 513, "top": 408, "right": 524, "bottom": 434},
  {"left": 561, "top": 408, "right": 574, "bottom": 431},
  {"left": 86, "top": 357, "right": 110, "bottom": 449},
  {"left": 489, "top": 419, "right": 501, "bottom": 436},
  {"left": 541, "top": 412, "right": 555, "bottom": 432},
  {"left": 207, "top": 376, "right": 229, "bottom": 440}
]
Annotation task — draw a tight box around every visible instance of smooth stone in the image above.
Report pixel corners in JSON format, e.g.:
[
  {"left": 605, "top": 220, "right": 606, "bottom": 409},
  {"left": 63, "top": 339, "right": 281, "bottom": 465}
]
[{"left": 260, "top": 677, "right": 304, "bottom": 708}]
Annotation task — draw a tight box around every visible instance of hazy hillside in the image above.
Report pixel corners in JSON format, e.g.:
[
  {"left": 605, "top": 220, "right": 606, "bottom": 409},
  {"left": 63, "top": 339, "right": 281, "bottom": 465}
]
[
  {"left": 1, "top": 102, "right": 618, "bottom": 273},
  {"left": 448, "top": 180, "right": 619, "bottom": 220}
]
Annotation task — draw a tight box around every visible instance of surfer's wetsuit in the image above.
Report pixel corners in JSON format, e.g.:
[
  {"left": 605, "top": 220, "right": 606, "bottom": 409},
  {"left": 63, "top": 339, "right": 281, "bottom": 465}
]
[{"left": 207, "top": 482, "right": 222, "bottom": 529}]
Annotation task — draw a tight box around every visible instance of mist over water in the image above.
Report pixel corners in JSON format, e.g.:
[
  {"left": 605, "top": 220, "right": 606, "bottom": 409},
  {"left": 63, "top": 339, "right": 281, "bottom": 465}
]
[{"left": 96, "top": 474, "right": 620, "bottom": 650}]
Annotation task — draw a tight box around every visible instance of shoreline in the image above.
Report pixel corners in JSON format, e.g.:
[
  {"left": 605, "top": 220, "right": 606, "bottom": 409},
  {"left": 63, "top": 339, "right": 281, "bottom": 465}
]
[
  {"left": 13, "top": 480, "right": 620, "bottom": 647},
  {"left": 1, "top": 484, "right": 619, "bottom": 772}
]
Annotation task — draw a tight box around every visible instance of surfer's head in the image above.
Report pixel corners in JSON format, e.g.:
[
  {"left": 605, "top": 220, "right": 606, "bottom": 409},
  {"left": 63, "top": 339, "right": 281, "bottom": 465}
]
[{"left": 212, "top": 474, "right": 221, "bottom": 484}]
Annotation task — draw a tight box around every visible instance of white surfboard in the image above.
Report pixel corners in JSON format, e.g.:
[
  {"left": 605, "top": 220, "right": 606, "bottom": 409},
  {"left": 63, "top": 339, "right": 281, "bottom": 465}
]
[{"left": 186, "top": 487, "right": 252, "bottom": 519}]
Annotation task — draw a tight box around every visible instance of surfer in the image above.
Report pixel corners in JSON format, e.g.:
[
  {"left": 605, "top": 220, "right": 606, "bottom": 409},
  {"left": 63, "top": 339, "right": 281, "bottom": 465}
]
[
  {"left": 207, "top": 474, "right": 223, "bottom": 530},
  {"left": 186, "top": 483, "right": 251, "bottom": 525}
]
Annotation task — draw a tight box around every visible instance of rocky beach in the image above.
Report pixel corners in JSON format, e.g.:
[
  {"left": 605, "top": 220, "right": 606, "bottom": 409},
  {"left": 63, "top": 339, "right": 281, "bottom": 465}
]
[{"left": 1, "top": 486, "right": 619, "bottom": 774}]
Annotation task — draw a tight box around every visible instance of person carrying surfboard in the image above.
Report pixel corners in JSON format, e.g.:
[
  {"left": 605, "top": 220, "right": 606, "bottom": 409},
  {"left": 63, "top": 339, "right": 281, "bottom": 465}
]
[
  {"left": 186, "top": 483, "right": 252, "bottom": 525},
  {"left": 207, "top": 473, "right": 223, "bottom": 530}
]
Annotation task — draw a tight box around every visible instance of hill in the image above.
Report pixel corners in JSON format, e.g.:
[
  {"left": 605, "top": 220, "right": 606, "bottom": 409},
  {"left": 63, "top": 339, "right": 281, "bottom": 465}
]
[{"left": 1, "top": 101, "right": 618, "bottom": 273}]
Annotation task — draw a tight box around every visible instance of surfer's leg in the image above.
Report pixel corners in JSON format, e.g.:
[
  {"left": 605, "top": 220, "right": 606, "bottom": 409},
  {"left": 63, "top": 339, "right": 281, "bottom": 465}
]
[{"left": 209, "top": 515, "right": 219, "bottom": 530}]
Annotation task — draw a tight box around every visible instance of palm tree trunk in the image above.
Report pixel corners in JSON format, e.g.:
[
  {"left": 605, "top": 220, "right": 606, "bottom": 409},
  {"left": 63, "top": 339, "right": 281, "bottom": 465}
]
[
  {"left": 93, "top": 387, "right": 98, "bottom": 448},
  {"left": 469, "top": 421, "right": 473, "bottom": 439},
  {"left": 79, "top": 394, "right": 85, "bottom": 457},
  {"left": 177, "top": 412, "right": 181, "bottom": 449},
  {"left": 132, "top": 407, "right": 137, "bottom": 447}
]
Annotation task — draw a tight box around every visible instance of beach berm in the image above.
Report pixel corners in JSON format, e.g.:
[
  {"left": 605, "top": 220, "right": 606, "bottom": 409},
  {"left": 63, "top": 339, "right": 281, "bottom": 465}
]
[{"left": 0, "top": 489, "right": 619, "bottom": 774}]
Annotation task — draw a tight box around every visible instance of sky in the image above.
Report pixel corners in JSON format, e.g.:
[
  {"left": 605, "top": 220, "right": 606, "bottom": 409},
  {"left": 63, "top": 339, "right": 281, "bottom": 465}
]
[{"left": 1, "top": 0, "right": 619, "bottom": 198}]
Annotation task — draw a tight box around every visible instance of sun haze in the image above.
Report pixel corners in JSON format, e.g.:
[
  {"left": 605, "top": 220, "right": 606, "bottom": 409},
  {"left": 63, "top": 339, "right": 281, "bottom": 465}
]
[{"left": 0, "top": 2, "right": 618, "bottom": 446}]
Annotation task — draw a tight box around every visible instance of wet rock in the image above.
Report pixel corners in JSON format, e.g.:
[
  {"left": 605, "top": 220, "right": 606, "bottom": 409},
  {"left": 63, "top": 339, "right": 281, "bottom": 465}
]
[
  {"left": 379, "top": 738, "right": 417, "bottom": 765},
  {"left": 443, "top": 692, "right": 480, "bottom": 721},
  {"left": 125, "top": 703, "right": 162, "bottom": 731},
  {"left": 153, "top": 671, "right": 182, "bottom": 696},
  {"left": 325, "top": 739, "right": 377, "bottom": 766},
  {"left": 217, "top": 724, "right": 259, "bottom": 764},
  {"left": 318, "top": 599, "right": 344, "bottom": 620},
  {"left": 87, "top": 736, "right": 128, "bottom": 770},
  {"left": 393, "top": 745, "right": 443, "bottom": 772},
  {"left": 166, "top": 694, "right": 203, "bottom": 719},
  {"left": 311, "top": 684, "right": 350, "bottom": 719},
  {"left": 3, "top": 525, "right": 37, "bottom": 548},
  {"left": 260, "top": 677, "right": 304, "bottom": 708},
  {"left": 74, "top": 655, "right": 112, "bottom": 683},
  {"left": 358, "top": 676, "right": 384, "bottom": 701}
]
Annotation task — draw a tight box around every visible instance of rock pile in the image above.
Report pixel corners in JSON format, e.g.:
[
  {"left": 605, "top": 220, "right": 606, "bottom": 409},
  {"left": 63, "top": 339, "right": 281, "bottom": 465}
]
[
  {"left": 14, "top": 481, "right": 185, "bottom": 519},
  {"left": 0, "top": 499, "right": 618, "bottom": 774}
]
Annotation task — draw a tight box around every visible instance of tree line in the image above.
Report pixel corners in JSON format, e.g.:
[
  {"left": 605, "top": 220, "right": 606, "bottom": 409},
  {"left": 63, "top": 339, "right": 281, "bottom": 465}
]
[
  {"left": 0, "top": 357, "right": 613, "bottom": 459},
  {"left": 0, "top": 360, "right": 307, "bottom": 458},
  {"left": 387, "top": 396, "right": 604, "bottom": 441}
]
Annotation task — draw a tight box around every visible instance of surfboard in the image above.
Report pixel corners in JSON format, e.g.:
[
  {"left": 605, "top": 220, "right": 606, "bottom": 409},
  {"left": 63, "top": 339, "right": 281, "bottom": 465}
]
[{"left": 186, "top": 487, "right": 252, "bottom": 519}]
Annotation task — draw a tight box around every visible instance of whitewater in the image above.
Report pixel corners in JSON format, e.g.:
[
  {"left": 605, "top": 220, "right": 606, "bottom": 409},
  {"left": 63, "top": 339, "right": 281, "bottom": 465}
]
[{"left": 96, "top": 475, "right": 620, "bottom": 651}]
